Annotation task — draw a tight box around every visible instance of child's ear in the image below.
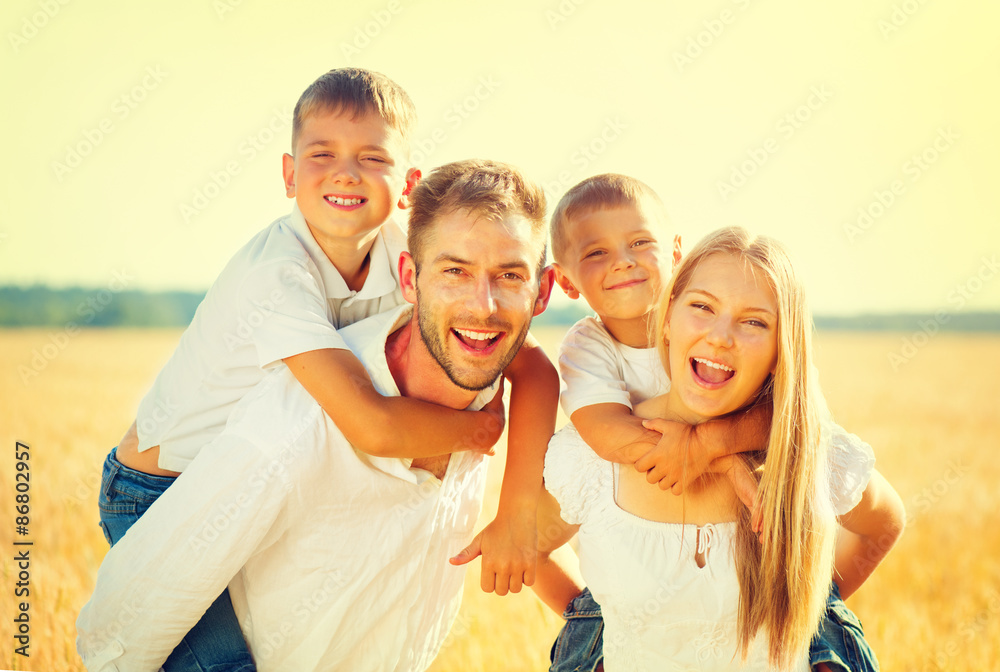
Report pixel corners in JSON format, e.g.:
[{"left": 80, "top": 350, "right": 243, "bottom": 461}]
[
  {"left": 552, "top": 264, "right": 580, "bottom": 300},
  {"left": 397, "top": 168, "right": 422, "bottom": 209},
  {"left": 672, "top": 234, "right": 683, "bottom": 271},
  {"left": 282, "top": 153, "right": 296, "bottom": 198},
  {"left": 398, "top": 251, "right": 418, "bottom": 305}
]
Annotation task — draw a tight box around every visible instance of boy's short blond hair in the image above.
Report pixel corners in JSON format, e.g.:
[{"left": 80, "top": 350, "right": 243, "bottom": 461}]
[
  {"left": 291, "top": 68, "right": 417, "bottom": 152},
  {"left": 408, "top": 159, "right": 548, "bottom": 277},
  {"left": 550, "top": 174, "right": 668, "bottom": 264}
]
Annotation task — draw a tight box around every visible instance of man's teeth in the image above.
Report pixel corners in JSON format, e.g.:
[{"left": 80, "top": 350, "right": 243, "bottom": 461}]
[
  {"left": 326, "top": 196, "right": 364, "bottom": 205},
  {"left": 455, "top": 329, "right": 499, "bottom": 341},
  {"left": 693, "top": 357, "right": 734, "bottom": 372}
]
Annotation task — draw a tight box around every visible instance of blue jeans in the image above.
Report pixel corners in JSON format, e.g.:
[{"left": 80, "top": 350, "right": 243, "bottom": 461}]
[
  {"left": 99, "top": 448, "right": 256, "bottom": 672},
  {"left": 549, "top": 584, "right": 878, "bottom": 671}
]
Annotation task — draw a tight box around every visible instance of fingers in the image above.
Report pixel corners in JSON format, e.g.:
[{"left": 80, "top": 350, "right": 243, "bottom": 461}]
[
  {"left": 450, "top": 535, "right": 482, "bottom": 566},
  {"left": 640, "top": 418, "right": 669, "bottom": 434}
]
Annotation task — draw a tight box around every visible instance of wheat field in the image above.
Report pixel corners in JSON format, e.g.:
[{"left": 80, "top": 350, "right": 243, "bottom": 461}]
[{"left": 1, "top": 326, "right": 998, "bottom": 671}]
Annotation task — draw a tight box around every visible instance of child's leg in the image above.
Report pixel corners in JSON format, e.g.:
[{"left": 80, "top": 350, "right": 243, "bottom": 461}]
[
  {"left": 549, "top": 587, "right": 604, "bottom": 672},
  {"left": 98, "top": 448, "right": 256, "bottom": 672},
  {"left": 808, "top": 582, "right": 880, "bottom": 672}
]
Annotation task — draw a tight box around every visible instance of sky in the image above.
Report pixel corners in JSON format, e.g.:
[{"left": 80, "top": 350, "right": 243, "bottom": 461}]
[{"left": 1, "top": 0, "right": 998, "bottom": 316}]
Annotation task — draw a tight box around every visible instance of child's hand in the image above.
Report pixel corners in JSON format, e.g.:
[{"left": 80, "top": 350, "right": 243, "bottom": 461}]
[
  {"left": 449, "top": 503, "right": 537, "bottom": 596},
  {"left": 634, "top": 417, "right": 698, "bottom": 491}
]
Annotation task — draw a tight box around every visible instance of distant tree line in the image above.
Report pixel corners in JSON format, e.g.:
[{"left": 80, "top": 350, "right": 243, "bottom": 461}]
[{"left": 1, "top": 285, "right": 998, "bottom": 331}]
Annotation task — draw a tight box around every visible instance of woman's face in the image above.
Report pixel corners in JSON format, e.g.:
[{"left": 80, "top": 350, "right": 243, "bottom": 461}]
[{"left": 665, "top": 252, "right": 779, "bottom": 422}]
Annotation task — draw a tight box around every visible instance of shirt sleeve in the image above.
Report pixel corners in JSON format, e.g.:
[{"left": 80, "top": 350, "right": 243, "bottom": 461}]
[
  {"left": 559, "top": 317, "right": 631, "bottom": 418},
  {"left": 813, "top": 371, "right": 876, "bottom": 516},
  {"left": 543, "top": 424, "right": 611, "bottom": 525},
  {"left": 75, "top": 370, "right": 321, "bottom": 672},
  {"left": 239, "top": 258, "right": 347, "bottom": 370}
]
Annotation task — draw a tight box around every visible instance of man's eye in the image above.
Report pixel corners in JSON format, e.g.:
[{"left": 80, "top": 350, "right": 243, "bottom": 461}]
[{"left": 501, "top": 272, "right": 524, "bottom": 282}]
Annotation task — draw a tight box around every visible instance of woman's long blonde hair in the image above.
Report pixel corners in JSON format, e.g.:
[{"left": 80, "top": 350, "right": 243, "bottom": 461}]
[{"left": 654, "top": 227, "right": 836, "bottom": 668}]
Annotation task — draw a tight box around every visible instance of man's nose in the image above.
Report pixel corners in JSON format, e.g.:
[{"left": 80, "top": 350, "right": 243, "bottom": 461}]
[{"left": 466, "top": 277, "right": 498, "bottom": 318}]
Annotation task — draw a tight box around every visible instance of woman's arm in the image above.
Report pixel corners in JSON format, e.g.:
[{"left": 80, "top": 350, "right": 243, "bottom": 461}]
[{"left": 833, "top": 469, "right": 905, "bottom": 598}]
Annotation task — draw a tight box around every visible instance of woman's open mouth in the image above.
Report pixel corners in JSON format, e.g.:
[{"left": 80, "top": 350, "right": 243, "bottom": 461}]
[{"left": 690, "top": 356, "right": 735, "bottom": 388}]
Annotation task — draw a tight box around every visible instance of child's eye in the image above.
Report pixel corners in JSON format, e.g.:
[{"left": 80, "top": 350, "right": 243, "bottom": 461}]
[
  {"left": 583, "top": 249, "right": 605, "bottom": 259},
  {"left": 363, "top": 156, "right": 388, "bottom": 164},
  {"left": 746, "top": 318, "right": 769, "bottom": 329},
  {"left": 631, "top": 239, "right": 653, "bottom": 248}
]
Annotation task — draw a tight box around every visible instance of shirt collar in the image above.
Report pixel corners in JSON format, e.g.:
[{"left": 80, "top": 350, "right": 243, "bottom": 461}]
[{"left": 287, "top": 204, "right": 401, "bottom": 302}]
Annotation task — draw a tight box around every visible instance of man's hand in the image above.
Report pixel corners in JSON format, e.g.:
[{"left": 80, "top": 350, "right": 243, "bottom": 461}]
[{"left": 449, "top": 503, "right": 537, "bottom": 596}]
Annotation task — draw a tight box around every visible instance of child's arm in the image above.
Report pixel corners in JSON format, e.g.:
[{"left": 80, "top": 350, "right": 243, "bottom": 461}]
[
  {"left": 635, "top": 401, "right": 770, "bottom": 496},
  {"left": 532, "top": 489, "right": 585, "bottom": 615},
  {"left": 570, "top": 403, "right": 663, "bottom": 465},
  {"left": 285, "top": 347, "right": 504, "bottom": 458},
  {"left": 832, "top": 469, "right": 905, "bottom": 598},
  {"left": 450, "top": 334, "right": 559, "bottom": 595}
]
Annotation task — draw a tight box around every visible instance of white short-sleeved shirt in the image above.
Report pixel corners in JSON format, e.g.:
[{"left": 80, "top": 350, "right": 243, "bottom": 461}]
[
  {"left": 545, "top": 425, "right": 810, "bottom": 672},
  {"left": 134, "top": 204, "right": 408, "bottom": 472},
  {"left": 558, "top": 316, "right": 875, "bottom": 516},
  {"left": 77, "top": 305, "right": 498, "bottom": 672}
]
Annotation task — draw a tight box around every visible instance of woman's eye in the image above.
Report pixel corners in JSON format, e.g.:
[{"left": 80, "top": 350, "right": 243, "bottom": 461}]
[
  {"left": 746, "top": 319, "right": 768, "bottom": 329},
  {"left": 691, "top": 302, "right": 710, "bottom": 311}
]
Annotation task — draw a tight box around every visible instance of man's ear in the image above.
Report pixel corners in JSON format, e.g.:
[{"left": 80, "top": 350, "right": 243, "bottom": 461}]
[
  {"left": 533, "top": 265, "right": 556, "bottom": 317},
  {"left": 398, "top": 251, "right": 418, "bottom": 305},
  {"left": 282, "top": 153, "right": 296, "bottom": 199},
  {"left": 397, "top": 168, "right": 422, "bottom": 209},
  {"left": 551, "top": 264, "right": 580, "bottom": 300}
]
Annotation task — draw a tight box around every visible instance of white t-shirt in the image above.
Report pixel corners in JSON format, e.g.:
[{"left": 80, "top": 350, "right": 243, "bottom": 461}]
[
  {"left": 134, "top": 204, "right": 408, "bottom": 472},
  {"left": 545, "top": 426, "right": 810, "bottom": 672},
  {"left": 77, "top": 305, "right": 498, "bottom": 672},
  {"left": 558, "top": 316, "right": 875, "bottom": 515}
]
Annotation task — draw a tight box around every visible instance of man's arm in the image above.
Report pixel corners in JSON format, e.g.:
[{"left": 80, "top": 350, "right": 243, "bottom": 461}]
[
  {"left": 450, "top": 334, "right": 559, "bottom": 595},
  {"left": 76, "top": 372, "right": 314, "bottom": 671},
  {"left": 285, "top": 347, "right": 504, "bottom": 458}
]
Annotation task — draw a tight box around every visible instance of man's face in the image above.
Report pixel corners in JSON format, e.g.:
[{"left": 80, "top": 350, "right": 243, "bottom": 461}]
[{"left": 402, "top": 209, "right": 551, "bottom": 391}]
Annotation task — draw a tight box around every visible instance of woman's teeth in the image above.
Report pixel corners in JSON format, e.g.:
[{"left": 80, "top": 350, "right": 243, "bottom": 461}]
[{"left": 692, "top": 357, "right": 734, "bottom": 372}]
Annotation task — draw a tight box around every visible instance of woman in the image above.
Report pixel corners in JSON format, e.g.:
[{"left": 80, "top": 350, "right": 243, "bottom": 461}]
[{"left": 536, "top": 227, "right": 901, "bottom": 670}]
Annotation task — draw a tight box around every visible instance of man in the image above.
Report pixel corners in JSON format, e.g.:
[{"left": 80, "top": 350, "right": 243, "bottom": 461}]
[{"left": 76, "top": 159, "right": 555, "bottom": 672}]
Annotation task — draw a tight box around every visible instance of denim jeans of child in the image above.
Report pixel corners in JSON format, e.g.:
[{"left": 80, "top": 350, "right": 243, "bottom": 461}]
[
  {"left": 549, "top": 584, "right": 879, "bottom": 671},
  {"left": 98, "top": 448, "right": 257, "bottom": 672}
]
